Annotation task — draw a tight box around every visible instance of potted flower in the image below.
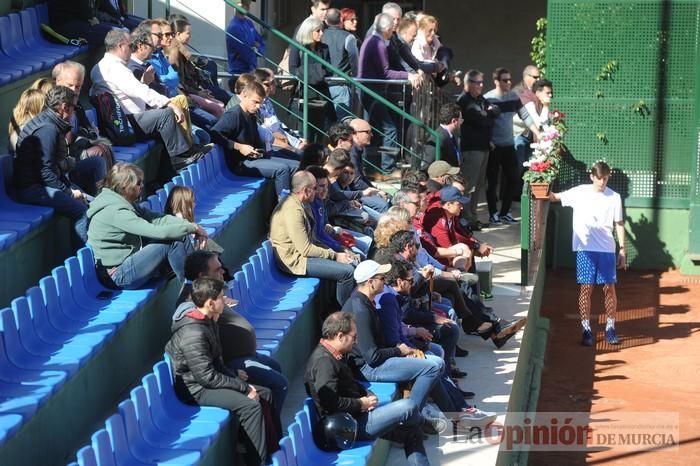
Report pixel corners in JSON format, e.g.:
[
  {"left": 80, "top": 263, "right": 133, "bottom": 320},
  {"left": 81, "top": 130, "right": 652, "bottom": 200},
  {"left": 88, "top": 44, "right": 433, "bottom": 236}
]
[{"left": 523, "top": 110, "right": 567, "bottom": 199}]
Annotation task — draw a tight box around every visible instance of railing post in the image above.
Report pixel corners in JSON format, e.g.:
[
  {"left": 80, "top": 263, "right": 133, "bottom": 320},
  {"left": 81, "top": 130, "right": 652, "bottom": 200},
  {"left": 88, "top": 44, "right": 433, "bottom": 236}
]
[
  {"left": 165, "top": 0, "right": 171, "bottom": 19},
  {"left": 520, "top": 185, "right": 531, "bottom": 286},
  {"left": 302, "top": 51, "right": 309, "bottom": 141},
  {"left": 147, "top": 0, "right": 152, "bottom": 20}
]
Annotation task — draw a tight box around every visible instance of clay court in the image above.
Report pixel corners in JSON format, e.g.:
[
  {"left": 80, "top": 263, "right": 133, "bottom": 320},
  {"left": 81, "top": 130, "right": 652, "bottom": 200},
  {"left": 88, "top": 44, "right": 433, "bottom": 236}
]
[{"left": 529, "top": 269, "right": 700, "bottom": 465}]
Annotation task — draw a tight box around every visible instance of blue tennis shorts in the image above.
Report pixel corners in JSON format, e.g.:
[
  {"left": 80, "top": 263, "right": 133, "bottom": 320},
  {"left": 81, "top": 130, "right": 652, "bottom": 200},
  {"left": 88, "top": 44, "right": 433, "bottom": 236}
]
[{"left": 576, "top": 251, "right": 617, "bottom": 285}]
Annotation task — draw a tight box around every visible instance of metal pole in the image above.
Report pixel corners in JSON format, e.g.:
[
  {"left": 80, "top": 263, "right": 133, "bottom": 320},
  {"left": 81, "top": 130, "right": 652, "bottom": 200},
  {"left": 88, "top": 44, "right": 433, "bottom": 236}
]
[
  {"left": 302, "top": 51, "right": 309, "bottom": 141},
  {"left": 165, "top": 0, "right": 171, "bottom": 19},
  {"left": 147, "top": 0, "right": 152, "bottom": 20}
]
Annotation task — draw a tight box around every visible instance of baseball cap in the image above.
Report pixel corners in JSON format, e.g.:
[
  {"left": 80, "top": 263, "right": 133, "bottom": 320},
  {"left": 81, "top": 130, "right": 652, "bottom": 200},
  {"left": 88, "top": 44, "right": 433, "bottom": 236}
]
[
  {"left": 439, "top": 185, "right": 470, "bottom": 204},
  {"left": 353, "top": 260, "right": 391, "bottom": 283},
  {"left": 427, "top": 160, "right": 459, "bottom": 178}
]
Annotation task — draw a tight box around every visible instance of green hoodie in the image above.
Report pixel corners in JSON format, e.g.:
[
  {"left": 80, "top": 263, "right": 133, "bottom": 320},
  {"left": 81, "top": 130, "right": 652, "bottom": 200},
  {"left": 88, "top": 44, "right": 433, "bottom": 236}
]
[{"left": 87, "top": 188, "right": 197, "bottom": 267}]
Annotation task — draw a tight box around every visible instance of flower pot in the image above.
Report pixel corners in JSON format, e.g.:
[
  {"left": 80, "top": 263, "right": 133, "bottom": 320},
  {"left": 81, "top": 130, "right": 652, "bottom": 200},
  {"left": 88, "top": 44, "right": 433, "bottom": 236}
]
[{"left": 530, "top": 182, "right": 550, "bottom": 200}]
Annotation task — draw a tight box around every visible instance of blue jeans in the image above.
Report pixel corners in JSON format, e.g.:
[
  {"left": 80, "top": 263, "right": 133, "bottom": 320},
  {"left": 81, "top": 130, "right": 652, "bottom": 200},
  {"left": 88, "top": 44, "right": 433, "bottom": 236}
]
[
  {"left": 235, "top": 155, "right": 299, "bottom": 196},
  {"left": 16, "top": 184, "right": 87, "bottom": 249},
  {"left": 361, "top": 93, "right": 398, "bottom": 171},
  {"left": 304, "top": 257, "right": 355, "bottom": 306},
  {"left": 357, "top": 398, "right": 429, "bottom": 466},
  {"left": 109, "top": 238, "right": 193, "bottom": 289},
  {"left": 329, "top": 85, "right": 353, "bottom": 122},
  {"left": 71, "top": 155, "right": 107, "bottom": 196},
  {"left": 362, "top": 194, "right": 389, "bottom": 214},
  {"left": 226, "top": 353, "right": 288, "bottom": 421},
  {"left": 360, "top": 356, "right": 449, "bottom": 411}
]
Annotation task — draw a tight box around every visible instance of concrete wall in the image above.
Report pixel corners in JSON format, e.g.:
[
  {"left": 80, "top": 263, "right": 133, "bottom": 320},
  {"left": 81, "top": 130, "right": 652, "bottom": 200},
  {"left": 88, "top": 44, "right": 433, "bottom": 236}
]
[{"left": 425, "top": 0, "right": 547, "bottom": 85}]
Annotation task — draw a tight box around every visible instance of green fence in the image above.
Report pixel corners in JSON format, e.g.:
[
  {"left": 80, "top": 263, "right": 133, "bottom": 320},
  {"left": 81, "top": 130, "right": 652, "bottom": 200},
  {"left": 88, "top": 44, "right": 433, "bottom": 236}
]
[{"left": 545, "top": 0, "right": 700, "bottom": 271}]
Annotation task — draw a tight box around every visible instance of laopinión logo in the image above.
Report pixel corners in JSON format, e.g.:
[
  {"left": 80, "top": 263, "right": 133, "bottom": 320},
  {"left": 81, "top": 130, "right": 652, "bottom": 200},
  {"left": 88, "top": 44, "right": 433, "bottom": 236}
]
[{"left": 438, "top": 411, "right": 679, "bottom": 452}]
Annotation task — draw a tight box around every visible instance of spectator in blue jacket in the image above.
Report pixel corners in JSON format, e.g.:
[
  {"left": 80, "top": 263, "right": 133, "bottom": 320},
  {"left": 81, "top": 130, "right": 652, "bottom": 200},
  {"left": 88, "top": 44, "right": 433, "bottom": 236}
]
[
  {"left": 13, "top": 86, "right": 96, "bottom": 249},
  {"left": 226, "top": 0, "right": 265, "bottom": 74}
]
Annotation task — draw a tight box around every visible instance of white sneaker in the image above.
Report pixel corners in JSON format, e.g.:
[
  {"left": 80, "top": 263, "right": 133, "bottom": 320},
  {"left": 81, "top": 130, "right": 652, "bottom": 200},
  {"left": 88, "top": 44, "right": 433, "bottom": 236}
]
[{"left": 456, "top": 407, "right": 498, "bottom": 429}]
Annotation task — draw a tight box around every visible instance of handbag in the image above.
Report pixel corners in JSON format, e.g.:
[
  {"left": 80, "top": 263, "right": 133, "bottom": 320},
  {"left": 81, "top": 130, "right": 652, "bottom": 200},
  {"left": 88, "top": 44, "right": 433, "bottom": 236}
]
[{"left": 91, "top": 93, "right": 136, "bottom": 146}]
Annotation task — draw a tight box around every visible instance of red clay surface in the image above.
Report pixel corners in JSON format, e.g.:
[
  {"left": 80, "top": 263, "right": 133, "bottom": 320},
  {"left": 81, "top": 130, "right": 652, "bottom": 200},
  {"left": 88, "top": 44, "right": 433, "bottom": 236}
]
[{"left": 529, "top": 269, "right": 700, "bottom": 466}]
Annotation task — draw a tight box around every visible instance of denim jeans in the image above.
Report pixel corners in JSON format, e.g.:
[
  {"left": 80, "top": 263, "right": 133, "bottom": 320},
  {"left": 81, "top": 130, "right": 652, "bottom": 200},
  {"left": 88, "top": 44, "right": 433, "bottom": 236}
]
[
  {"left": 16, "top": 184, "right": 88, "bottom": 249},
  {"left": 362, "top": 194, "right": 390, "bottom": 214},
  {"left": 109, "top": 238, "right": 193, "bottom": 289},
  {"left": 226, "top": 352, "right": 288, "bottom": 421},
  {"left": 356, "top": 398, "right": 429, "bottom": 466},
  {"left": 70, "top": 155, "right": 107, "bottom": 196},
  {"left": 304, "top": 257, "right": 355, "bottom": 306},
  {"left": 329, "top": 85, "right": 353, "bottom": 122},
  {"left": 235, "top": 155, "right": 299, "bottom": 196},
  {"left": 360, "top": 356, "right": 451, "bottom": 411}
]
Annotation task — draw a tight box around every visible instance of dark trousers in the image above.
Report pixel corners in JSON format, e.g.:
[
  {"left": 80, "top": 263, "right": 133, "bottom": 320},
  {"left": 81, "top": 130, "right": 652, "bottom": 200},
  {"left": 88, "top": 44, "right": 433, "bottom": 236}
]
[
  {"left": 486, "top": 145, "right": 519, "bottom": 216},
  {"left": 433, "top": 276, "right": 484, "bottom": 333},
  {"left": 196, "top": 385, "right": 273, "bottom": 465},
  {"left": 128, "top": 109, "right": 190, "bottom": 158}
]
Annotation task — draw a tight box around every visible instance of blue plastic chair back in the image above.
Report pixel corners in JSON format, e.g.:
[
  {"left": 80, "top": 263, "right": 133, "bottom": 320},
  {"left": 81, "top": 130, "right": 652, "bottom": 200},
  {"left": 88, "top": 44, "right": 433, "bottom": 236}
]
[
  {"left": 104, "top": 414, "right": 137, "bottom": 464},
  {"left": 76, "top": 445, "right": 98, "bottom": 466},
  {"left": 279, "top": 436, "right": 296, "bottom": 466},
  {"left": 91, "top": 429, "right": 117, "bottom": 466}
]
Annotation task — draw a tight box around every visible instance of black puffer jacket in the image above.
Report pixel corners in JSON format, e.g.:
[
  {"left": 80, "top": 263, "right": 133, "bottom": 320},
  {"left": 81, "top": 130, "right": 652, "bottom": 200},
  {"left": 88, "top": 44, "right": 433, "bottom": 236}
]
[
  {"left": 165, "top": 302, "right": 249, "bottom": 402},
  {"left": 14, "top": 108, "right": 74, "bottom": 193}
]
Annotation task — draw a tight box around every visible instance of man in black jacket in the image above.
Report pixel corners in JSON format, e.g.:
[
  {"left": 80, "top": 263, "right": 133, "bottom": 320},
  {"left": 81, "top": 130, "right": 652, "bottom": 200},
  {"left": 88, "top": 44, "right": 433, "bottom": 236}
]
[
  {"left": 423, "top": 103, "right": 463, "bottom": 169},
  {"left": 305, "top": 311, "right": 430, "bottom": 465},
  {"left": 14, "top": 86, "right": 90, "bottom": 249},
  {"left": 210, "top": 81, "right": 299, "bottom": 197},
  {"left": 457, "top": 69, "right": 500, "bottom": 230},
  {"left": 166, "top": 277, "right": 273, "bottom": 465}
]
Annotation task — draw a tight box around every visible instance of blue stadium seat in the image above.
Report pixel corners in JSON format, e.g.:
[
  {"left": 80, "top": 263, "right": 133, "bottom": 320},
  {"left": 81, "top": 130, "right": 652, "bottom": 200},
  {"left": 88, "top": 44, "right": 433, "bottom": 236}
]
[
  {"left": 225, "top": 283, "right": 292, "bottom": 332},
  {"left": 271, "top": 448, "right": 287, "bottom": 466},
  {"left": 104, "top": 411, "right": 202, "bottom": 465},
  {"left": 0, "top": 154, "right": 53, "bottom": 228},
  {"left": 19, "top": 8, "right": 83, "bottom": 59},
  {"left": 76, "top": 445, "right": 98, "bottom": 466},
  {"left": 75, "top": 247, "right": 157, "bottom": 305},
  {"left": 242, "top": 263, "right": 306, "bottom": 310},
  {"left": 0, "top": 307, "right": 82, "bottom": 375},
  {"left": 0, "top": 414, "right": 23, "bottom": 447},
  {"left": 152, "top": 360, "right": 229, "bottom": 428},
  {"left": 128, "top": 386, "right": 214, "bottom": 450},
  {"left": 299, "top": 399, "right": 373, "bottom": 457},
  {"left": 9, "top": 297, "right": 96, "bottom": 362},
  {"left": 259, "top": 240, "right": 320, "bottom": 292},
  {"left": 50, "top": 266, "right": 130, "bottom": 329},
  {"left": 233, "top": 270, "right": 299, "bottom": 320},
  {"left": 24, "top": 286, "right": 109, "bottom": 351},
  {"left": 91, "top": 429, "right": 118, "bottom": 466},
  {"left": 0, "top": 15, "right": 62, "bottom": 69}
]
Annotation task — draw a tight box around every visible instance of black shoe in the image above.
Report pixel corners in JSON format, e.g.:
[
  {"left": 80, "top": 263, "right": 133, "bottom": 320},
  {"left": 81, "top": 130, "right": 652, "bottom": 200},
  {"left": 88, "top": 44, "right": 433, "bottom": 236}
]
[
  {"left": 494, "top": 318, "right": 527, "bottom": 340},
  {"left": 468, "top": 222, "right": 482, "bottom": 232},
  {"left": 450, "top": 368, "right": 467, "bottom": 379},
  {"left": 171, "top": 145, "right": 212, "bottom": 171},
  {"left": 459, "top": 389, "right": 475, "bottom": 400},
  {"left": 492, "top": 332, "right": 516, "bottom": 349},
  {"left": 455, "top": 345, "right": 469, "bottom": 357}
]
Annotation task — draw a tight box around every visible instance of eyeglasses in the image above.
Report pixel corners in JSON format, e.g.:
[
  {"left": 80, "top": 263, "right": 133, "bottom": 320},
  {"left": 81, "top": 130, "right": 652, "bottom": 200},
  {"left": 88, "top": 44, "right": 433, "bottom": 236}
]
[
  {"left": 468, "top": 79, "right": 484, "bottom": 85},
  {"left": 346, "top": 332, "right": 357, "bottom": 341},
  {"left": 151, "top": 32, "right": 163, "bottom": 39},
  {"left": 402, "top": 276, "right": 414, "bottom": 283},
  {"left": 162, "top": 32, "right": 174, "bottom": 38}
]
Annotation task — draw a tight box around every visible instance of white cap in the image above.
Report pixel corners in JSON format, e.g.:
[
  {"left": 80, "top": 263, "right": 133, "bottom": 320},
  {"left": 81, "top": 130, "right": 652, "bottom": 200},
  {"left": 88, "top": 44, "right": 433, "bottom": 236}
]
[{"left": 353, "top": 260, "right": 391, "bottom": 283}]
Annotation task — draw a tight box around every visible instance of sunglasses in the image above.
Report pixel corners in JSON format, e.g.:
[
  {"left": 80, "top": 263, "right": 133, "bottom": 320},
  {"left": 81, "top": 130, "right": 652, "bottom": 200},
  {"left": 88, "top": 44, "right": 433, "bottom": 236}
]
[{"left": 469, "top": 79, "right": 484, "bottom": 84}]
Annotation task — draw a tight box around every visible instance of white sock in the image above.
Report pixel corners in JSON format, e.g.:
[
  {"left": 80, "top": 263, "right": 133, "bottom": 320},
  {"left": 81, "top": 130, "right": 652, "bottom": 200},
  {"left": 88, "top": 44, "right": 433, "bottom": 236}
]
[
  {"left": 606, "top": 317, "right": 615, "bottom": 331},
  {"left": 581, "top": 319, "right": 591, "bottom": 331}
]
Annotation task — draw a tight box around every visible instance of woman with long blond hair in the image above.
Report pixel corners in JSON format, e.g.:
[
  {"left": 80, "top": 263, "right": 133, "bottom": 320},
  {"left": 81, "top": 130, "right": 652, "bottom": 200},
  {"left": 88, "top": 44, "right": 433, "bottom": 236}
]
[{"left": 8, "top": 89, "right": 46, "bottom": 152}]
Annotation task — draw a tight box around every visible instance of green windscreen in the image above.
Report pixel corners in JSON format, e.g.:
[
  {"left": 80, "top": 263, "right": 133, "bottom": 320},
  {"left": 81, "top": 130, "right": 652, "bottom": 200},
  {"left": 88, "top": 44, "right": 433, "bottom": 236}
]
[{"left": 546, "top": 0, "right": 700, "bottom": 208}]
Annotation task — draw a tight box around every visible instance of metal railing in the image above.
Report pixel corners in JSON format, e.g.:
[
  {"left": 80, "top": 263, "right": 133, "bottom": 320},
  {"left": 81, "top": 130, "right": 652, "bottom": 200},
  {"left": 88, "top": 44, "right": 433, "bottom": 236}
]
[{"left": 170, "top": 0, "right": 445, "bottom": 170}]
